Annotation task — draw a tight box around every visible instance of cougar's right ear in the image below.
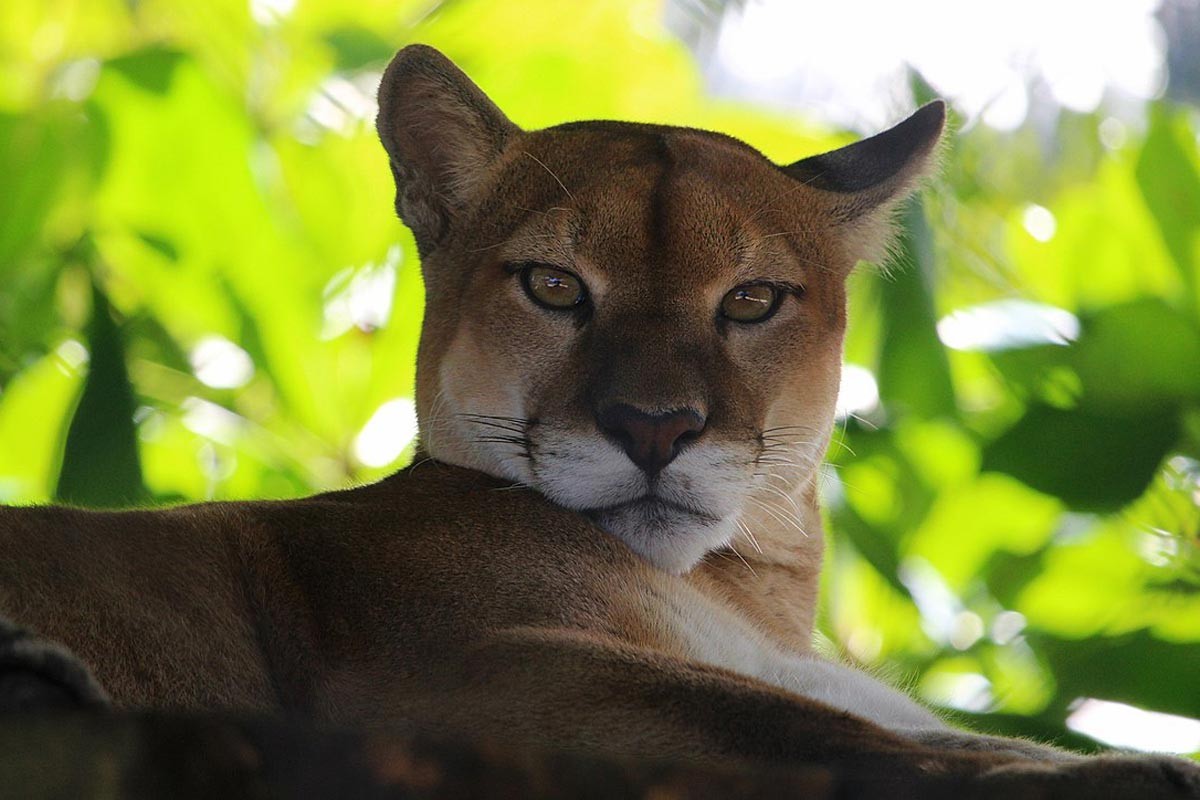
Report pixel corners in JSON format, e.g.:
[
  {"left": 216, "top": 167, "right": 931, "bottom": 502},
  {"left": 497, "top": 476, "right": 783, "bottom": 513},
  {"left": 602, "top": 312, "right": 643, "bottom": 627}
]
[
  {"left": 376, "top": 45, "right": 520, "bottom": 255},
  {"left": 782, "top": 101, "right": 946, "bottom": 267}
]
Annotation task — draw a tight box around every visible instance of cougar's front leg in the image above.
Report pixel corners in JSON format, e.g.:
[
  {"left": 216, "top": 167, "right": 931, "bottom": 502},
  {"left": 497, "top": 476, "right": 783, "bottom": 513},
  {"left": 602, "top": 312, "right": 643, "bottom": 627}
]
[
  {"left": 371, "top": 627, "right": 1033, "bottom": 794},
  {"left": 379, "top": 627, "right": 1200, "bottom": 798},
  {"left": 902, "top": 727, "right": 1078, "bottom": 762},
  {"left": 901, "top": 728, "right": 1200, "bottom": 797}
]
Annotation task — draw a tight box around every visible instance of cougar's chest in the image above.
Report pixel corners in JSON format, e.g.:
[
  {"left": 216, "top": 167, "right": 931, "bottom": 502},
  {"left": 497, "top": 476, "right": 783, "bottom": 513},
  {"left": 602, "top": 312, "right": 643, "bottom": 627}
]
[{"left": 649, "top": 581, "right": 943, "bottom": 732}]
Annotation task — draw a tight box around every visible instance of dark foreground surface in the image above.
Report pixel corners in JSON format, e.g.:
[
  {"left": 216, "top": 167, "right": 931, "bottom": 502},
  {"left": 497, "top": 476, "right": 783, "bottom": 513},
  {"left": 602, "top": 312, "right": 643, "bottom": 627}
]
[
  {"left": 3, "top": 616, "right": 1199, "bottom": 799},
  {"left": 1, "top": 711, "right": 841, "bottom": 800},
  {"left": 6, "top": 711, "right": 1200, "bottom": 800}
]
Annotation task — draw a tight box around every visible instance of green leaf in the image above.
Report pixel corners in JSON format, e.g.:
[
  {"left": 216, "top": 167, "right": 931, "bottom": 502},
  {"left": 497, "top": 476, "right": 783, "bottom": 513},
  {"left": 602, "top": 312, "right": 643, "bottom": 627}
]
[
  {"left": 835, "top": 507, "right": 907, "bottom": 596},
  {"left": 1136, "top": 105, "right": 1200, "bottom": 312},
  {"left": 1036, "top": 630, "right": 1200, "bottom": 720},
  {"left": 324, "top": 27, "right": 395, "bottom": 72},
  {"left": 1007, "top": 155, "right": 1180, "bottom": 311},
  {"left": 134, "top": 231, "right": 180, "bottom": 262},
  {"left": 982, "top": 404, "right": 1178, "bottom": 511},
  {"left": 106, "top": 47, "right": 186, "bottom": 95},
  {"left": 0, "top": 101, "right": 107, "bottom": 268},
  {"left": 0, "top": 348, "right": 86, "bottom": 504},
  {"left": 0, "top": 113, "right": 64, "bottom": 270},
  {"left": 55, "top": 278, "right": 148, "bottom": 508},
  {"left": 876, "top": 201, "right": 957, "bottom": 419},
  {"left": 989, "top": 299, "right": 1200, "bottom": 412},
  {"left": 908, "top": 474, "right": 1059, "bottom": 592},
  {"left": 1072, "top": 298, "right": 1200, "bottom": 411}
]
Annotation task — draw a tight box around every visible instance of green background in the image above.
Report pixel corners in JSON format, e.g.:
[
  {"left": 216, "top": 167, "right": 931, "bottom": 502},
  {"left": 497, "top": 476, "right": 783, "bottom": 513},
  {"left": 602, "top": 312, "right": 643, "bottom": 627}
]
[{"left": 2, "top": 0, "right": 1198, "bottom": 752}]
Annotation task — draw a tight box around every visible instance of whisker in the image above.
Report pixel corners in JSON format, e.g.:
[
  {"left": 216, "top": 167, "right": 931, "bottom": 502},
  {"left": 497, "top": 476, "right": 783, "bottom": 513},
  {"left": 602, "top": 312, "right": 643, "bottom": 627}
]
[
  {"left": 756, "top": 228, "right": 821, "bottom": 240},
  {"left": 761, "top": 458, "right": 817, "bottom": 469},
  {"left": 848, "top": 411, "right": 879, "bottom": 431},
  {"left": 464, "top": 419, "right": 528, "bottom": 435},
  {"left": 759, "top": 483, "right": 804, "bottom": 516},
  {"left": 726, "top": 541, "right": 759, "bottom": 577},
  {"left": 748, "top": 497, "right": 810, "bottom": 538},
  {"left": 735, "top": 517, "right": 764, "bottom": 555},
  {"left": 761, "top": 424, "right": 820, "bottom": 435},
  {"left": 831, "top": 418, "right": 857, "bottom": 457},
  {"left": 474, "top": 435, "right": 531, "bottom": 445},
  {"left": 459, "top": 413, "right": 531, "bottom": 423},
  {"left": 760, "top": 443, "right": 820, "bottom": 454},
  {"left": 523, "top": 151, "right": 575, "bottom": 202},
  {"left": 746, "top": 176, "right": 828, "bottom": 225},
  {"left": 465, "top": 231, "right": 566, "bottom": 254}
]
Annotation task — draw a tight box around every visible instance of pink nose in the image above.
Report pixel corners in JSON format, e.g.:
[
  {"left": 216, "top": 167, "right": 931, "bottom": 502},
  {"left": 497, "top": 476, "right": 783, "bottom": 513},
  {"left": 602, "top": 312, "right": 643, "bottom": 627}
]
[{"left": 595, "top": 404, "right": 706, "bottom": 476}]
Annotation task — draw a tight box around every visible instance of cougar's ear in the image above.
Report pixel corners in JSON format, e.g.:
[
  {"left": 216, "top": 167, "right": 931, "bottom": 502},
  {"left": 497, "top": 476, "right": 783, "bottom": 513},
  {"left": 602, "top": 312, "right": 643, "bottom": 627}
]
[
  {"left": 783, "top": 101, "right": 946, "bottom": 266},
  {"left": 376, "top": 45, "right": 520, "bottom": 255}
]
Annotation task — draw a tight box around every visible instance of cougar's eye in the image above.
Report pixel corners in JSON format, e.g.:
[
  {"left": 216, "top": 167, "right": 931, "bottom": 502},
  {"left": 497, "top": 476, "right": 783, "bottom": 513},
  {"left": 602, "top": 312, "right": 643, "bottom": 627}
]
[
  {"left": 519, "top": 264, "right": 588, "bottom": 311},
  {"left": 720, "top": 283, "right": 781, "bottom": 323}
]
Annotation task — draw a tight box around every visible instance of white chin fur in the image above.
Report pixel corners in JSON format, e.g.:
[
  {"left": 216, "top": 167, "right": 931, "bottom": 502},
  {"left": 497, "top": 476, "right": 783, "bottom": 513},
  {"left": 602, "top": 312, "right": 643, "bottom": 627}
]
[
  {"left": 525, "top": 433, "right": 752, "bottom": 573},
  {"left": 589, "top": 503, "right": 738, "bottom": 574}
]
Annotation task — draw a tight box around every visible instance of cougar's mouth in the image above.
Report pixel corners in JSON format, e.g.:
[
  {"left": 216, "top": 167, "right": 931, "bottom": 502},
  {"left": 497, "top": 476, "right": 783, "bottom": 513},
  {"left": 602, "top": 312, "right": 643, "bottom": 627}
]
[
  {"left": 580, "top": 493, "right": 737, "bottom": 574},
  {"left": 507, "top": 426, "right": 747, "bottom": 572},
  {"left": 583, "top": 495, "right": 723, "bottom": 525}
]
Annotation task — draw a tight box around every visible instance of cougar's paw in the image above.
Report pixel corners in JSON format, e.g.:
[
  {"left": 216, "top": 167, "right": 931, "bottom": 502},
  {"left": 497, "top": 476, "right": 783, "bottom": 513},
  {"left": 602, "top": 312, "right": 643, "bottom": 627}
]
[
  {"left": 980, "top": 753, "right": 1200, "bottom": 799},
  {"left": 0, "top": 617, "right": 109, "bottom": 712},
  {"left": 905, "top": 727, "right": 1080, "bottom": 762}
]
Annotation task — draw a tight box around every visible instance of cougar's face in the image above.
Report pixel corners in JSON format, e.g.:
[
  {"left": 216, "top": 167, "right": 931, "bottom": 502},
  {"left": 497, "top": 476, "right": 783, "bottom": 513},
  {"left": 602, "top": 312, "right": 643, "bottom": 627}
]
[
  {"left": 418, "top": 127, "right": 848, "bottom": 573},
  {"left": 378, "top": 46, "right": 940, "bottom": 574}
]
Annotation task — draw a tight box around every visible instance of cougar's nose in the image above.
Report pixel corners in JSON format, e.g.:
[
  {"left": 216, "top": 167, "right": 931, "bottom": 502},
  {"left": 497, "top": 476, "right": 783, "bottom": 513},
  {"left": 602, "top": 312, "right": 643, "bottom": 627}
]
[{"left": 596, "top": 404, "right": 706, "bottom": 476}]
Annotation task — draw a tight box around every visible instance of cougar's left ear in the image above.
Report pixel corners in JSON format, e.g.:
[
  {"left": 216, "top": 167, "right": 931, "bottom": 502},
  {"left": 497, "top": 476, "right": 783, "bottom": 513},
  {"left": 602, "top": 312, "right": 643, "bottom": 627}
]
[
  {"left": 783, "top": 101, "right": 946, "bottom": 266},
  {"left": 377, "top": 45, "right": 521, "bottom": 255}
]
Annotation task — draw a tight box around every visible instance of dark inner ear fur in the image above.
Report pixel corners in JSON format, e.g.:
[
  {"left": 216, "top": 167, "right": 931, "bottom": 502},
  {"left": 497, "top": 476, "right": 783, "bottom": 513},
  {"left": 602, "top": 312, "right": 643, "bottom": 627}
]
[
  {"left": 783, "top": 101, "right": 945, "bottom": 221},
  {"left": 376, "top": 44, "right": 520, "bottom": 255}
]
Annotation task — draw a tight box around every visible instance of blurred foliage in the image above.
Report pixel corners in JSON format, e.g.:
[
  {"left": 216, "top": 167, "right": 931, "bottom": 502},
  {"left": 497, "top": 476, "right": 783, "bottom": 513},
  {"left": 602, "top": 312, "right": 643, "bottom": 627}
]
[{"left": 1, "top": 0, "right": 1198, "bottom": 754}]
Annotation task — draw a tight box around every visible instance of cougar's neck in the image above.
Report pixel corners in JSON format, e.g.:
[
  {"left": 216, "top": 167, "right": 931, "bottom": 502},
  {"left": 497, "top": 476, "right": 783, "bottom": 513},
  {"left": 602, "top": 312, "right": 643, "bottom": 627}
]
[{"left": 688, "top": 472, "right": 825, "bottom": 655}]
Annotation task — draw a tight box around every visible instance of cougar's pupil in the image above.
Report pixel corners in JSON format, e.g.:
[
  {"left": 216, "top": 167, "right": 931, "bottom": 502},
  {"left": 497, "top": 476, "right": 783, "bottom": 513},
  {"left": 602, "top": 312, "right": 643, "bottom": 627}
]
[
  {"left": 721, "top": 283, "right": 779, "bottom": 323},
  {"left": 523, "top": 265, "right": 586, "bottom": 310}
]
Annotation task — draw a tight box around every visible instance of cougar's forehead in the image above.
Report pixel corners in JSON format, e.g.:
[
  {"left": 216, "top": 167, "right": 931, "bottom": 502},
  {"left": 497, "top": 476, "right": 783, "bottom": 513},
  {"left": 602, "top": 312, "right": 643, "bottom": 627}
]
[
  {"left": 480, "top": 125, "right": 831, "bottom": 295},
  {"left": 427, "top": 124, "right": 850, "bottom": 415}
]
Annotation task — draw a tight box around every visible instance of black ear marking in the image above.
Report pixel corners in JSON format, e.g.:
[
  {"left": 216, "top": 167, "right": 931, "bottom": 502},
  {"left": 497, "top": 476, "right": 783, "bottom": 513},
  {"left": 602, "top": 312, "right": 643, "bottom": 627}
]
[
  {"left": 782, "top": 101, "right": 946, "bottom": 267},
  {"left": 783, "top": 101, "right": 946, "bottom": 195}
]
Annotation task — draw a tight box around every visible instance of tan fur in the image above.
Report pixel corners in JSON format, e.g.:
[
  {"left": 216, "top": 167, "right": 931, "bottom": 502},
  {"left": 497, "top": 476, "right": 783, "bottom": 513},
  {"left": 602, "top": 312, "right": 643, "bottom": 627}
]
[{"left": 2, "top": 45, "right": 1197, "bottom": 796}]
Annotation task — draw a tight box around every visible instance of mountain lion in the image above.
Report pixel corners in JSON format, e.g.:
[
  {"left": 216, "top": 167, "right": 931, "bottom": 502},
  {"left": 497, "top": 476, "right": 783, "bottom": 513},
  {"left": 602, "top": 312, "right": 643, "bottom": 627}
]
[{"left": 1, "top": 44, "right": 1197, "bottom": 797}]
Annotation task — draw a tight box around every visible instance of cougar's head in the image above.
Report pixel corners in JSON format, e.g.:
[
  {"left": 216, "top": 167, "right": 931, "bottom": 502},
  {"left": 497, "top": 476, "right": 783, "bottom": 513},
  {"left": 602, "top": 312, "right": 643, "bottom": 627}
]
[{"left": 377, "top": 45, "right": 943, "bottom": 574}]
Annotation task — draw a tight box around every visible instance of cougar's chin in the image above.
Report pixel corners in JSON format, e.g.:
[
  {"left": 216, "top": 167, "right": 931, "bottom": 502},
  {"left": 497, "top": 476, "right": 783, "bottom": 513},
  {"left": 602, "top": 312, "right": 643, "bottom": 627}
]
[
  {"left": 522, "top": 432, "right": 751, "bottom": 573},
  {"left": 586, "top": 499, "right": 737, "bottom": 575}
]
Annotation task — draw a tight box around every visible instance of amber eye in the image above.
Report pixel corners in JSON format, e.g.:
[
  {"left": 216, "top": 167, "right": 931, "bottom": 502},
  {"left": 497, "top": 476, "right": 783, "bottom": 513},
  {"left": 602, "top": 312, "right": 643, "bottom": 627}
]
[
  {"left": 519, "top": 265, "right": 588, "bottom": 310},
  {"left": 720, "top": 283, "right": 780, "bottom": 323}
]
